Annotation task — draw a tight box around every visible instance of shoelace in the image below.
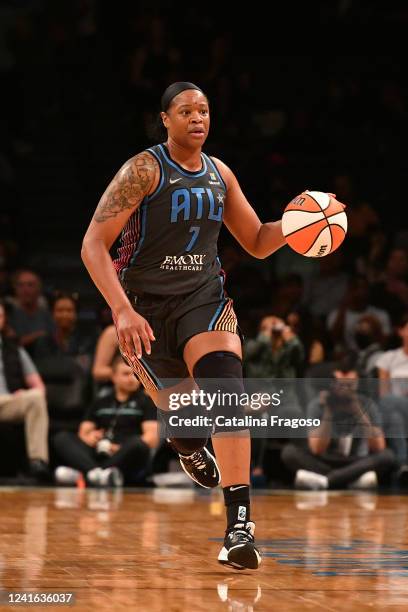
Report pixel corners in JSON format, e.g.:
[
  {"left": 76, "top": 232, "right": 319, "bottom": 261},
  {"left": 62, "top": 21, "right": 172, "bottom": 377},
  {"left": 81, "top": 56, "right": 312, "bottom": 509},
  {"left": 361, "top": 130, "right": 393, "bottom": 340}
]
[
  {"left": 187, "top": 451, "right": 207, "bottom": 471},
  {"left": 229, "top": 526, "right": 253, "bottom": 543}
]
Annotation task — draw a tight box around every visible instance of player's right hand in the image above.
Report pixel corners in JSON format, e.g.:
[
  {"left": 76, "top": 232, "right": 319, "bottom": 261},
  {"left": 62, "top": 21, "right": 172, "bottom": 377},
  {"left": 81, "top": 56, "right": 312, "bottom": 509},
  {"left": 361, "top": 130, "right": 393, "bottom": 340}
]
[{"left": 114, "top": 305, "right": 155, "bottom": 360}]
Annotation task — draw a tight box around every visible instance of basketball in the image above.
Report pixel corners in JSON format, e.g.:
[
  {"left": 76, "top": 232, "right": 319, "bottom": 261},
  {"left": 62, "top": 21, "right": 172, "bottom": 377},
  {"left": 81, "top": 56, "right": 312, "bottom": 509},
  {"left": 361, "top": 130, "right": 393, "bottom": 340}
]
[{"left": 282, "top": 190, "right": 347, "bottom": 257}]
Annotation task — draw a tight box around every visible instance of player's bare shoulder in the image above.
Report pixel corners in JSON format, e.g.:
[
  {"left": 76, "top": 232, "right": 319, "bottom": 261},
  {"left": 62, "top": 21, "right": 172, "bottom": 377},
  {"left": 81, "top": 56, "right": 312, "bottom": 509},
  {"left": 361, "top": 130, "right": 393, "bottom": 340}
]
[{"left": 94, "top": 151, "right": 160, "bottom": 223}]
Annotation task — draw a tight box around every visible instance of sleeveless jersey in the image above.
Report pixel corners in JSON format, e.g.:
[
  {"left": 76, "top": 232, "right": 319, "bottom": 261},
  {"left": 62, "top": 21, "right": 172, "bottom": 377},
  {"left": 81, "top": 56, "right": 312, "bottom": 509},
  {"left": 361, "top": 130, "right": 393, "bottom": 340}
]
[{"left": 113, "top": 143, "right": 227, "bottom": 296}]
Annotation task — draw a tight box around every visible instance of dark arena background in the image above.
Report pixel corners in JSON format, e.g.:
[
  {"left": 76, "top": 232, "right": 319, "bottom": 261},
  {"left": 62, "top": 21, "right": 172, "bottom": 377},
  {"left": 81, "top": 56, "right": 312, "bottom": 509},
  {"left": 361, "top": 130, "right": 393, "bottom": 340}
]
[{"left": 1, "top": 1, "right": 408, "bottom": 610}]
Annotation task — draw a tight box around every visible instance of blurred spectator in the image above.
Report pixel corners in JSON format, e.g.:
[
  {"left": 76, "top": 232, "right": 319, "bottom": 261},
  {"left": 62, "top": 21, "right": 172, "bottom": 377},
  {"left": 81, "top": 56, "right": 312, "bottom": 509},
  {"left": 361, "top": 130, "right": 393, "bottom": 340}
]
[
  {"left": 92, "top": 324, "right": 119, "bottom": 395},
  {"left": 371, "top": 247, "right": 408, "bottom": 324},
  {"left": 327, "top": 275, "right": 391, "bottom": 352},
  {"left": 377, "top": 313, "right": 408, "bottom": 398},
  {"left": 53, "top": 355, "right": 158, "bottom": 487},
  {"left": 244, "top": 315, "right": 305, "bottom": 381},
  {"left": 376, "top": 314, "right": 408, "bottom": 480},
  {"left": 281, "top": 356, "right": 396, "bottom": 490},
  {"left": 245, "top": 314, "right": 305, "bottom": 484},
  {"left": 302, "top": 251, "right": 349, "bottom": 319},
  {"left": 0, "top": 300, "right": 50, "bottom": 482},
  {"left": 32, "top": 292, "right": 96, "bottom": 372},
  {"left": 7, "top": 269, "right": 54, "bottom": 354},
  {"left": 354, "top": 314, "right": 385, "bottom": 378}
]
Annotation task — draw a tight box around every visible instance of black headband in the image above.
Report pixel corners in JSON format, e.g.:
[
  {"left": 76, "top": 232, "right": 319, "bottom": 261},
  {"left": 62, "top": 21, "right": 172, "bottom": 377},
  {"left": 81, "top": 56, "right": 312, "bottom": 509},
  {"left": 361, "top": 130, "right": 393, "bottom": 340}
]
[{"left": 161, "top": 82, "right": 204, "bottom": 112}]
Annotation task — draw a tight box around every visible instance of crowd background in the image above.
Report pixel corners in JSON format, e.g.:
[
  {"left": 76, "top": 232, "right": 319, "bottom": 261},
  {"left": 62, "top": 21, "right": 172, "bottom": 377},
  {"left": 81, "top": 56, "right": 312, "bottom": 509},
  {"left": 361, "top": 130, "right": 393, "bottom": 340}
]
[{"left": 1, "top": 0, "right": 407, "bottom": 489}]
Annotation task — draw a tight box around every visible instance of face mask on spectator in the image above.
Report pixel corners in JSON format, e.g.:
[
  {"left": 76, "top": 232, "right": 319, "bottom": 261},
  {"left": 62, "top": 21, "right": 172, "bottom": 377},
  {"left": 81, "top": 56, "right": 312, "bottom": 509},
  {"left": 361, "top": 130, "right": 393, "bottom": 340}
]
[{"left": 354, "top": 331, "right": 373, "bottom": 350}]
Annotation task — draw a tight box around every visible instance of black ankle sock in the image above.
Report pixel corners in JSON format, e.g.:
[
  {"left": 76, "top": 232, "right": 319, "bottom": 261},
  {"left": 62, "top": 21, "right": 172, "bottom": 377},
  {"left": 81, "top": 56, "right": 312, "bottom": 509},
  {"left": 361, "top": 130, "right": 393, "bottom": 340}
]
[{"left": 223, "top": 484, "right": 250, "bottom": 528}]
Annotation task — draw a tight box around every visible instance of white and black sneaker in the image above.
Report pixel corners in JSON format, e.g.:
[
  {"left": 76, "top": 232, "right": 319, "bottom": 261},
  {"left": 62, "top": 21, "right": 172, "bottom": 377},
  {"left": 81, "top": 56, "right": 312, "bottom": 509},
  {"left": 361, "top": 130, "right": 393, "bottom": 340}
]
[
  {"left": 178, "top": 447, "right": 221, "bottom": 489},
  {"left": 218, "top": 522, "right": 261, "bottom": 570}
]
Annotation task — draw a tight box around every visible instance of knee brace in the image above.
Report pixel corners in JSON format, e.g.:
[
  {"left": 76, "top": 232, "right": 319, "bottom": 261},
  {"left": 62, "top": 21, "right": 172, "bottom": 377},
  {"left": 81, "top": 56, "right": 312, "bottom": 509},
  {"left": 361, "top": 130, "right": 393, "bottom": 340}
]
[{"left": 193, "top": 351, "right": 247, "bottom": 433}]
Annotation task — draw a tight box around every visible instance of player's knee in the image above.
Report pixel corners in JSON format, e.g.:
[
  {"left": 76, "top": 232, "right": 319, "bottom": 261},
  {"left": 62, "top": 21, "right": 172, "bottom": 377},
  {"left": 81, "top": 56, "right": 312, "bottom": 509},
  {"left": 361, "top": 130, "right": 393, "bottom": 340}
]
[{"left": 193, "top": 351, "right": 246, "bottom": 434}]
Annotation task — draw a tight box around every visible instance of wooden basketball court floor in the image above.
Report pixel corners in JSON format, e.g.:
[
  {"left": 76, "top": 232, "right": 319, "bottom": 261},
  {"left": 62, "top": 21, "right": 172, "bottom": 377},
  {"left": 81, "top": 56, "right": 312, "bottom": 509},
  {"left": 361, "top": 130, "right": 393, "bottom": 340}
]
[{"left": 1, "top": 488, "right": 408, "bottom": 611}]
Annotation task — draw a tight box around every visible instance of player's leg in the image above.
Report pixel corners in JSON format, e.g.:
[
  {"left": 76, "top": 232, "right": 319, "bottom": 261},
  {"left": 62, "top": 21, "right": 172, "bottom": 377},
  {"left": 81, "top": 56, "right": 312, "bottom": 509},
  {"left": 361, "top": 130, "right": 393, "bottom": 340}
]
[
  {"left": 118, "top": 293, "right": 220, "bottom": 489},
  {"left": 184, "top": 331, "right": 261, "bottom": 570},
  {"left": 147, "top": 380, "right": 220, "bottom": 488}
]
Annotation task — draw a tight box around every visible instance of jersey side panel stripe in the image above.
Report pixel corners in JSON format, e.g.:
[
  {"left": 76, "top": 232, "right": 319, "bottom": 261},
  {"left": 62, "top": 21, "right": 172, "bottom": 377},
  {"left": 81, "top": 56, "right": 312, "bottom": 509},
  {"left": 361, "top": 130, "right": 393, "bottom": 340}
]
[{"left": 113, "top": 208, "right": 141, "bottom": 278}]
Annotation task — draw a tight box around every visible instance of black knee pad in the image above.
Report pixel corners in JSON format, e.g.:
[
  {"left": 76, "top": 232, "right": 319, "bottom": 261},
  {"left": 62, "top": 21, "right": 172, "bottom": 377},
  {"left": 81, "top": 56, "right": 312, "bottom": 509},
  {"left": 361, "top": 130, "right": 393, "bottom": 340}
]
[{"left": 193, "top": 351, "right": 247, "bottom": 433}]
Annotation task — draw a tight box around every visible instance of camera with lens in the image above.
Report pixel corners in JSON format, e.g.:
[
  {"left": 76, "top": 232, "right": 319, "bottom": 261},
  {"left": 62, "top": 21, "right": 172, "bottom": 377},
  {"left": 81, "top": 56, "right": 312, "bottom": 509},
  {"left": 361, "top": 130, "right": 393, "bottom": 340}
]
[
  {"left": 271, "top": 321, "right": 285, "bottom": 337},
  {"left": 96, "top": 437, "right": 112, "bottom": 458}
]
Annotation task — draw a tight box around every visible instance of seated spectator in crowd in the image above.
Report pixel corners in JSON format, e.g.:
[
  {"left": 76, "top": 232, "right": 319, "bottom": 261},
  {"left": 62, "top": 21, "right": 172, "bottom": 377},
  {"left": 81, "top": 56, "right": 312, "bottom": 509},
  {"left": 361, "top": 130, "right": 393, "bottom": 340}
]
[
  {"left": 244, "top": 314, "right": 304, "bottom": 425},
  {"left": 327, "top": 275, "right": 391, "bottom": 353},
  {"left": 281, "top": 355, "right": 396, "bottom": 490},
  {"left": 377, "top": 313, "right": 408, "bottom": 400},
  {"left": 376, "top": 313, "right": 408, "bottom": 483},
  {"left": 53, "top": 355, "right": 158, "bottom": 487},
  {"left": 6, "top": 269, "right": 54, "bottom": 354},
  {"left": 354, "top": 314, "right": 385, "bottom": 378},
  {"left": 0, "top": 300, "right": 50, "bottom": 481},
  {"left": 302, "top": 250, "right": 349, "bottom": 320},
  {"left": 371, "top": 247, "right": 408, "bottom": 325},
  {"left": 32, "top": 292, "right": 96, "bottom": 372},
  {"left": 92, "top": 324, "right": 119, "bottom": 395},
  {"left": 244, "top": 315, "right": 304, "bottom": 380}
]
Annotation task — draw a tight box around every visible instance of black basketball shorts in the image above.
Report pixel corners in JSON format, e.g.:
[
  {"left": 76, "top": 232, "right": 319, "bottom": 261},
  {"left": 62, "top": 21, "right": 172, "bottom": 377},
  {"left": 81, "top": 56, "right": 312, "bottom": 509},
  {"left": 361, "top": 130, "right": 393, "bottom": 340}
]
[{"left": 122, "top": 280, "right": 240, "bottom": 391}]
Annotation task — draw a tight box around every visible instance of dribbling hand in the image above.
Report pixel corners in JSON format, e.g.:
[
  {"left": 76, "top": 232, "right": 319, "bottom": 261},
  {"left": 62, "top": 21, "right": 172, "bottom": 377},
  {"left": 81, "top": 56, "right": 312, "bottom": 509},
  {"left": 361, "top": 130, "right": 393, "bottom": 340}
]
[{"left": 113, "top": 305, "right": 155, "bottom": 361}]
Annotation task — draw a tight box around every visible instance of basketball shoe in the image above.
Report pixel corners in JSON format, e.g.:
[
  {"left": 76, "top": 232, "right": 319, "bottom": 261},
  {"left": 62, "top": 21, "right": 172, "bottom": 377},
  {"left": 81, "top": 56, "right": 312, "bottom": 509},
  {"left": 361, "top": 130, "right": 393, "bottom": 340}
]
[
  {"left": 218, "top": 521, "right": 261, "bottom": 569},
  {"left": 172, "top": 442, "right": 220, "bottom": 488}
]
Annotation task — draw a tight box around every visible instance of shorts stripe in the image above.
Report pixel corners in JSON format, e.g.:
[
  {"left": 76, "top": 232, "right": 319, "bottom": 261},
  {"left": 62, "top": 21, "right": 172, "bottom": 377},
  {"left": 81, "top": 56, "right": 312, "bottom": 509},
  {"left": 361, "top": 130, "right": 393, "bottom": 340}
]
[
  {"left": 208, "top": 298, "right": 227, "bottom": 331},
  {"left": 122, "top": 354, "right": 161, "bottom": 392},
  {"left": 139, "top": 357, "right": 164, "bottom": 390},
  {"left": 212, "top": 299, "right": 237, "bottom": 334}
]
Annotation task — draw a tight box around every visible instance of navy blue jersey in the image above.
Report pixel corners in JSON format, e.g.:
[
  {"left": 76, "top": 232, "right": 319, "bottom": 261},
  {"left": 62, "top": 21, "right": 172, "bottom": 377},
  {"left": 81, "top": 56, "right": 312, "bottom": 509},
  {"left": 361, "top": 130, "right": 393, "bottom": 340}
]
[{"left": 113, "top": 144, "right": 227, "bottom": 295}]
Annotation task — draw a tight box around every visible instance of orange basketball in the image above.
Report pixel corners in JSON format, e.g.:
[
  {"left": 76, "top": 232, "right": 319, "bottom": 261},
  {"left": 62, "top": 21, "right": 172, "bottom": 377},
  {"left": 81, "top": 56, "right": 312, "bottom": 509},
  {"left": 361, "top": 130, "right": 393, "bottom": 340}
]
[{"left": 282, "top": 190, "right": 347, "bottom": 257}]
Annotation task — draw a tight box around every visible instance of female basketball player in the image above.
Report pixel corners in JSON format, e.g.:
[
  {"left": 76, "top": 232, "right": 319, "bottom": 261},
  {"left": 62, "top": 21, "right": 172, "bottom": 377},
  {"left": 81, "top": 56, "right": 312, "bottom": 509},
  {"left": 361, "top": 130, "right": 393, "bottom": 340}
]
[{"left": 82, "top": 82, "right": 317, "bottom": 570}]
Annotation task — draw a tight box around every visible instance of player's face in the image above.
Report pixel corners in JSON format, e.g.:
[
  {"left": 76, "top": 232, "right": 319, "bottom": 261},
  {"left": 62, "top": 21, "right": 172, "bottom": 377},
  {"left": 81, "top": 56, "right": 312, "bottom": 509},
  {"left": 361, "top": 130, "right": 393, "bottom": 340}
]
[{"left": 162, "top": 90, "right": 210, "bottom": 148}]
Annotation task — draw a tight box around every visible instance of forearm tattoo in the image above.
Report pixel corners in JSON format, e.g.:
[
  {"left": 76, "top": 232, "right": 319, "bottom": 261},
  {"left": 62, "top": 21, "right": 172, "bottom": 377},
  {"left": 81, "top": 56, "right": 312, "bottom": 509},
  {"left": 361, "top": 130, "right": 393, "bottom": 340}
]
[{"left": 94, "top": 152, "right": 158, "bottom": 222}]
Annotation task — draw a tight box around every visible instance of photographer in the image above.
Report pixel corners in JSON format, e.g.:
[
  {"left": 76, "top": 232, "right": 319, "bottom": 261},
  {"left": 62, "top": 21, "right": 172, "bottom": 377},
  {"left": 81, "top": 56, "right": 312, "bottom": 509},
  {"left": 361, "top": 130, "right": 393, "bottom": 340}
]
[
  {"left": 281, "top": 355, "right": 396, "bottom": 489},
  {"left": 53, "top": 355, "right": 158, "bottom": 486},
  {"left": 244, "top": 315, "right": 305, "bottom": 484}
]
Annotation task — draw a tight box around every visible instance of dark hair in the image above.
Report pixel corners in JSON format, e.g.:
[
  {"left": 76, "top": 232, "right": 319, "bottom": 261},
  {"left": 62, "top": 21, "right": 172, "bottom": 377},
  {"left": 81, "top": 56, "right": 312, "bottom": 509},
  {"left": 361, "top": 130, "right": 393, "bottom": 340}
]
[
  {"left": 148, "top": 81, "right": 208, "bottom": 143},
  {"left": 161, "top": 81, "right": 205, "bottom": 112},
  {"left": 398, "top": 312, "right": 408, "bottom": 328},
  {"left": 0, "top": 298, "right": 14, "bottom": 337},
  {"left": 51, "top": 291, "right": 79, "bottom": 310},
  {"left": 334, "top": 351, "right": 359, "bottom": 374}
]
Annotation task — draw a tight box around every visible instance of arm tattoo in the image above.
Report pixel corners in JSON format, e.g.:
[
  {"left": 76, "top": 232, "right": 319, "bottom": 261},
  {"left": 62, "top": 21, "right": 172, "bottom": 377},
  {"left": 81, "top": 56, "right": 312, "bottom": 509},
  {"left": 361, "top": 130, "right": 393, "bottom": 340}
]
[{"left": 94, "top": 152, "right": 158, "bottom": 222}]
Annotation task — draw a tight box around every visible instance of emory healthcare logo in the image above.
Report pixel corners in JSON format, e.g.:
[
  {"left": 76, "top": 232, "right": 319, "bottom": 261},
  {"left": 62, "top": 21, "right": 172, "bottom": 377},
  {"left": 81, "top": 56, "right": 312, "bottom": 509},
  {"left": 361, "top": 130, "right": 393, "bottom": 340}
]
[{"left": 160, "top": 254, "right": 206, "bottom": 271}]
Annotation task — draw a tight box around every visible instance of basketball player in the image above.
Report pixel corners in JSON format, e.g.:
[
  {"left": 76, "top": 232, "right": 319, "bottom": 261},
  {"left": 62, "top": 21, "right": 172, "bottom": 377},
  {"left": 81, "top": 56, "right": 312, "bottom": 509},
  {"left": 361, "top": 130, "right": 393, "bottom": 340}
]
[{"left": 82, "top": 82, "right": 312, "bottom": 569}]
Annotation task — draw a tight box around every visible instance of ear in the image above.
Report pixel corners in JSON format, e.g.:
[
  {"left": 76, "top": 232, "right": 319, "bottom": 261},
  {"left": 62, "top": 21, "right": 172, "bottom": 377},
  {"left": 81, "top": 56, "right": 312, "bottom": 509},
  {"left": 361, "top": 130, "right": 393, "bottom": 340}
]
[{"left": 161, "top": 111, "right": 169, "bottom": 129}]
